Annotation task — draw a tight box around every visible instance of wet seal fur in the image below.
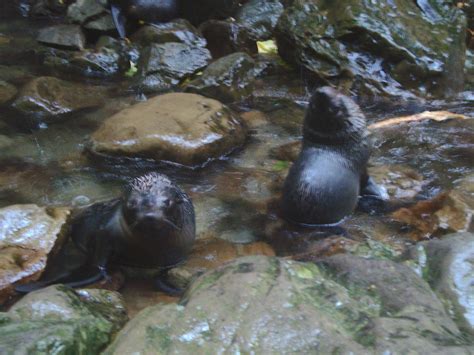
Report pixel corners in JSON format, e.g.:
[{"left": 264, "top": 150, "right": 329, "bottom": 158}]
[
  {"left": 16, "top": 172, "right": 195, "bottom": 294},
  {"left": 281, "top": 86, "right": 387, "bottom": 225}
]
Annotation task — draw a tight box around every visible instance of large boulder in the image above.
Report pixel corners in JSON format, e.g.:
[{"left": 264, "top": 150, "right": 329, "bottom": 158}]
[
  {"left": 275, "top": 0, "right": 466, "bottom": 98},
  {"left": 0, "top": 285, "right": 127, "bottom": 353},
  {"left": 105, "top": 255, "right": 471, "bottom": 354},
  {"left": 408, "top": 232, "right": 474, "bottom": 335},
  {"left": 0, "top": 204, "right": 70, "bottom": 303},
  {"left": 87, "top": 93, "right": 247, "bottom": 167}
]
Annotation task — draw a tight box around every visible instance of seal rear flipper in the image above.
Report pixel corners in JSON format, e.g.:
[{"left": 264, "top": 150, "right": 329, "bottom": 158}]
[
  {"left": 111, "top": 4, "right": 127, "bottom": 39},
  {"left": 15, "top": 270, "right": 73, "bottom": 293},
  {"left": 154, "top": 270, "right": 184, "bottom": 296}
]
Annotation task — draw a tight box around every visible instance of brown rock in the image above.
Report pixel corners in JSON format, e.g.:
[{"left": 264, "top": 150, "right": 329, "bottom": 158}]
[
  {"left": 88, "top": 93, "right": 247, "bottom": 167},
  {"left": 0, "top": 204, "right": 70, "bottom": 303}
]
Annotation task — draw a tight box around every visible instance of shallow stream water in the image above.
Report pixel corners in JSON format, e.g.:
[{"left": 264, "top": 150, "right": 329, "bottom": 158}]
[{"left": 0, "top": 15, "right": 473, "bottom": 312}]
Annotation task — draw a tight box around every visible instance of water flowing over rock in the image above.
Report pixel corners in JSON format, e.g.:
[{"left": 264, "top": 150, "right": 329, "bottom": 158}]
[
  {"left": 409, "top": 232, "right": 474, "bottom": 336},
  {"left": 105, "top": 255, "right": 471, "bottom": 354},
  {"left": 11, "top": 76, "right": 107, "bottom": 123},
  {"left": 88, "top": 93, "right": 247, "bottom": 167},
  {"left": 186, "top": 52, "right": 261, "bottom": 103},
  {"left": 275, "top": 0, "right": 467, "bottom": 98},
  {"left": 0, "top": 204, "right": 69, "bottom": 303},
  {"left": 37, "top": 25, "right": 86, "bottom": 51},
  {"left": 0, "top": 285, "right": 127, "bottom": 353},
  {"left": 136, "top": 43, "right": 211, "bottom": 92}
]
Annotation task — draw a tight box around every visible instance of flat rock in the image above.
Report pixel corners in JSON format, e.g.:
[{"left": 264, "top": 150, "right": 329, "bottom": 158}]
[
  {"left": 12, "top": 76, "right": 107, "bottom": 120},
  {"left": 186, "top": 52, "right": 260, "bottom": 103},
  {"left": 37, "top": 24, "right": 86, "bottom": 51},
  {"left": 88, "top": 93, "right": 247, "bottom": 167},
  {"left": 105, "top": 255, "right": 470, "bottom": 354},
  {"left": 0, "top": 285, "right": 127, "bottom": 353},
  {"left": 0, "top": 204, "right": 70, "bottom": 303}
]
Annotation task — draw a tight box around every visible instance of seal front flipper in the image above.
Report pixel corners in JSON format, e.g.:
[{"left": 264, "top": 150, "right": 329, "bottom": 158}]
[
  {"left": 111, "top": 3, "right": 127, "bottom": 39},
  {"left": 360, "top": 174, "right": 389, "bottom": 200},
  {"left": 154, "top": 269, "right": 184, "bottom": 296}
]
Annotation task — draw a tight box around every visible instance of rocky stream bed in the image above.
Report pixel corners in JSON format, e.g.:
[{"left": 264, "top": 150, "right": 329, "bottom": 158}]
[{"left": 0, "top": 0, "right": 473, "bottom": 353}]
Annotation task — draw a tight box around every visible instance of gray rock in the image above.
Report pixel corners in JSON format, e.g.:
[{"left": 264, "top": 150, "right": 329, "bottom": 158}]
[
  {"left": 130, "top": 20, "right": 206, "bottom": 48},
  {"left": 275, "top": 0, "right": 466, "bottom": 98},
  {"left": 236, "top": 0, "right": 285, "bottom": 40},
  {"left": 0, "top": 285, "right": 127, "bottom": 354},
  {"left": 409, "top": 232, "right": 474, "bottom": 336},
  {"left": 199, "top": 19, "right": 257, "bottom": 59},
  {"left": 137, "top": 43, "right": 211, "bottom": 92},
  {"left": 87, "top": 93, "right": 247, "bottom": 167},
  {"left": 186, "top": 52, "right": 260, "bottom": 103},
  {"left": 105, "top": 255, "right": 472, "bottom": 353},
  {"left": 37, "top": 25, "right": 86, "bottom": 51},
  {"left": 0, "top": 204, "right": 70, "bottom": 303}
]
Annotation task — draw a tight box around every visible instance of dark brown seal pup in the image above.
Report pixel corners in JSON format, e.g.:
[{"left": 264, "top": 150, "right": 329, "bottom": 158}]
[
  {"left": 281, "top": 86, "right": 387, "bottom": 225},
  {"left": 16, "top": 172, "right": 195, "bottom": 294}
]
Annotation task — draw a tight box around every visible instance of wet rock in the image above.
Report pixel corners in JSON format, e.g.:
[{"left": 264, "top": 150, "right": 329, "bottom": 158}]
[
  {"left": 88, "top": 93, "right": 247, "bottom": 167},
  {"left": 0, "top": 204, "right": 70, "bottom": 303},
  {"left": 186, "top": 52, "right": 260, "bottom": 103},
  {"left": 130, "top": 20, "right": 206, "bottom": 48},
  {"left": 0, "top": 65, "right": 33, "bottom": 86},
  {"left": 0, "top": 80, "right": 17, "bottom": 105},
  {"left": 179, "top": 0, "right": 242, "bottom": 26},
  {"left": 236, "top": 0, "right": 284, "bottom": 40},
  {"left": 67, "top": 0, "right": 115, "bottom": 32},
  {"left": 11, "top": 76, "right": 107, "bottom": 122},
  {"left": 321, "top": 254, "right": 467, "bottom": 353},
  {"left": 392, "top": 191, "right": 473, "bottom": 240},
  {"left": 37, "top": 24, "right": 86, "bottom": 51},
  {"left": 199, "top": 19, "right": 257, "bottom": 59},
  {"left": 136, "top": 43, "right": 211, "bottom": 92},
  {"left": 0, "top": 285, "right": 127, "bottom": 353},
  {"left": 275, "top": 0, "right": 466, "bottom": 98},
  {"left": 408, "top": 232, "right": 474, "bottom": 336},
  {"left": 106, "top": 255, "right": 469, "bottom": 353},
  {"left": 29, "top": 0, "right": 71, "bottom": 17},
  {"left": 269, "top": 140, "right": 300, "bottom": 162},
  {"left": 368, "top": 164, "right": 426, "bottom": 199}
]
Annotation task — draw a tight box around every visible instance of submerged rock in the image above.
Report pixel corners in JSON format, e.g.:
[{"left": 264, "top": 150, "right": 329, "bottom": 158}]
[
  {"left": 275, "top": 0, "right": 466, "bottom": 98},
  {"left": 105, "top": 255, "right": 470, "bottom": 353},
  {"left": 37, "top": 25, "right": 86, "bottom": 51},
  {"left": 130, "top": 20, "right": 206, "bottom": 48},
  {"left": 0, "top": 204, "right": 69, "bottom": 303},
  {"left": 236, "top": 0, "right": 285, "bottom": 40},
  {"left": 408, "top": 232, "right": 474, "bottom": 336},
  {"left": 199, "top": 19, "right": 257, "bottom": 59},
  {"left": 88, "top": 93, "right": 247, "bottom": 167},
  {"left": 186, "top": 52, "right": 260, "bottom": 103},
  {"left": 136, "top": 43, "right": 211, "bottom": 92},
  {"left": 11, "top": 76, "right": 107, "bottom": 123},
  {"left": 0, "top": 285, "right": 127, "bottom": 353}
]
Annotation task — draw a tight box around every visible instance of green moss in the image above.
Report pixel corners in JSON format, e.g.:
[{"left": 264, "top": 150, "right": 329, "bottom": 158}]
[{"left": 147, "top": 325, "right": 173, "bottom": 351}]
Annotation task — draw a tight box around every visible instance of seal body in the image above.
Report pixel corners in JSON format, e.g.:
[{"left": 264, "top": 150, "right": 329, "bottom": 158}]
[
  {"left": 281, "top": 86, "right": 380, "bottom": 225},
  {"left": 16, "top": 172, "right": 195, "bottom": 293}
]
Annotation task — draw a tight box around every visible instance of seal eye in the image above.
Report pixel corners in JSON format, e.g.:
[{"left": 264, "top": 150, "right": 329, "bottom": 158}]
[{"left": 163, "top": 199, "right": 172, "bottom": 208}]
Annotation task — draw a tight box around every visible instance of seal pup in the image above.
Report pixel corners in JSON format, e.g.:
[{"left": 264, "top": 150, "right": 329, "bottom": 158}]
[
  {"left": 16, "top": 172, "right": 195, "bottom": 294},
  {"left": 281, "top": 86, "right": 387, "bottom": 226}
]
